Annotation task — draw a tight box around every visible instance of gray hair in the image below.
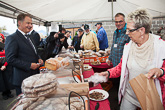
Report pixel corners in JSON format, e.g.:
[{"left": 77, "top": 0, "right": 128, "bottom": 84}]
[
  {"left": 127, "top": 8, "right": 152, "bottom": 34},
  {"left": 115, "top": 13, "right": 125, "bottom": 21}
]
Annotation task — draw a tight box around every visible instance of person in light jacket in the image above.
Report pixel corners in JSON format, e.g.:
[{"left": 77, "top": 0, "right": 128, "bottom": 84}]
[{"left": 99, "top": 8, "right": 165, "bottom": 109}]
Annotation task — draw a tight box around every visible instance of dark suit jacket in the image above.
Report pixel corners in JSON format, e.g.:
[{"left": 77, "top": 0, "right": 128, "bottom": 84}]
[
  {"left": 5, "top": 30, "right": 40, "bottom": 86},
  {"left": 31, "top": 30, "right": 40, "bottom": 47}
]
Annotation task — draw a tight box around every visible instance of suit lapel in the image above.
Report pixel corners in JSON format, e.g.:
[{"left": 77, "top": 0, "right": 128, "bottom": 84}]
[{"left": 16, "top": 30, "right": 37, "bottom": 55}]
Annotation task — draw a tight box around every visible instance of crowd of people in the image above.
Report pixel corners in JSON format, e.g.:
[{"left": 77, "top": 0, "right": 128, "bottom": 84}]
[
  {"left": 0, "top": 7, "right": 165, "bottom": 110},
  {"left": 0, "top": 13, "right": 109, "bottom": 98}
]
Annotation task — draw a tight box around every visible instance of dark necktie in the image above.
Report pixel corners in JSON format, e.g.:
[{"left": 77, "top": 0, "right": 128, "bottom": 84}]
[{"left": 25, "top": 34, "right": 37, "bottom": 54}]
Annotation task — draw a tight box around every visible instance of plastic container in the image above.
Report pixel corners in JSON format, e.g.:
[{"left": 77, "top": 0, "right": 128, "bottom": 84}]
[{"left": 98, "top": 56, "right": 109, "bottom": 63}]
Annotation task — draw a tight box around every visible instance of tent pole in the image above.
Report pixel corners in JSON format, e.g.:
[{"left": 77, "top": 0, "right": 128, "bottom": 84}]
[
  {"left": 111, "top": 0, "right": 114, "bottom": 20},
  {"left": 46, "top": 26, "right": 49, "bottom": 36}
]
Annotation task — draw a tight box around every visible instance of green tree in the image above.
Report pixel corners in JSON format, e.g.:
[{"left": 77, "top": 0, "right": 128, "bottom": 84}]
[{"left": 0, "top": 26, "right": 6, "bottom": 33}]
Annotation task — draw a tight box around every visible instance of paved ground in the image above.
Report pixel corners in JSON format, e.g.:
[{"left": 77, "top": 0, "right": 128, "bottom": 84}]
[{"left": 0, "top": 90, "right": 17, "bottom": 110}]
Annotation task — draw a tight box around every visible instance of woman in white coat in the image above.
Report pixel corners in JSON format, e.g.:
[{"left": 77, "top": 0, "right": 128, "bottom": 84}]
[{"left": 100, "top": 8, "right": 165, "bottom": 109}]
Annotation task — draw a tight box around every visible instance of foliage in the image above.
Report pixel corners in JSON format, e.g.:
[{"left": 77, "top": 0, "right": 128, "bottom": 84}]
[{"left": 0, "top": 26, "right": 6, "bottom": 33}]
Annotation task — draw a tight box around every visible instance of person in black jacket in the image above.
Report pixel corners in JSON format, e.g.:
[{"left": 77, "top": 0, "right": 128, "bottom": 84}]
[
  {"left": 46, "top": 32, "right": 68, "bottom": 59},
  {"left": 30, "top": 29, "right": 41, "bottom": 47},
  {"left": 69, "top": 28, "right": 84, "bottom": 52},
  {"left": 45, "top": 32, "right": 57, "bottom": 59}
]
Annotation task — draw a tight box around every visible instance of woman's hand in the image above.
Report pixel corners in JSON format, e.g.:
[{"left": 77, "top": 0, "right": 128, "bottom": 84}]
[
  {"left": 146, "top": 68, "right": 163, "bottom": 79},
  {"left": 99, "top": 71, "right": 109, "bottom": 79},
  {"left": 1, "top": 66, "right": 6, "bottom": 71}
]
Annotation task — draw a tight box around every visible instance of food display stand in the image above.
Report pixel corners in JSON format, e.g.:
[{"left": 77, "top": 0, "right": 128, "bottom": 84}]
[{"left": 11, "top": 50, "right": 111, "bottom": 110}]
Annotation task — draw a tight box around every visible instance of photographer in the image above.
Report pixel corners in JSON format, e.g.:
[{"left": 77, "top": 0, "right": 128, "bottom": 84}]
[{"left": 46, "top": 32, "right": 68, "bottom": 59}]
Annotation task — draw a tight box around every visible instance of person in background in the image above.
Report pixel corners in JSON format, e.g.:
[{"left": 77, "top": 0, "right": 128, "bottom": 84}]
[
  {"left": 46, "top": 32, "right": 58, "bottom": 58},
  {"left": 80, "top": 24, "right": 99, "bottom": 52},
  {"left": 39, "top": 33, "right": 47, "bottom": 48},
  {"left": 81, "top": 24, "right": 84, "bottom": 31},
  {"left": 53, "top": 33, "right": 68, "bottom": 55},
  {"left": 0, "top": 33, "right": 14, "bottom": 100},
  {"left": 59, "top": 27, "right": 69, "bottom": 50},
  {"left": 37, "top": 34, "right": 47, "bottom": 62},
  {"left": 70, "top": 28, "right": 84, "bottom": 52},
  {"left": 95, "top": 22, "right": 109, "bottom": 50},
  {"left": 46, "top": 32, "right": 68, "bottom": 58},
  {"left": 60, "top": 27, "right": 66, "bottom": 34},
  {"left": 99, "top": 8, "right": 165, "bottom": 109},
  {"left": 107, "top": 13, "right": 130, "bottom": 103},
  {"left": 5, "top": 13, "right": 44, "bottom": 95},
  {"left": 157, "top": 27, "right": 165, "bottom": 40},
  {"left": 108, "top": 13, "right": 130, "bottom": 67},
  {"left": 96, "top": 30, "right": 98, "bottom": 34},
  {"left": 69, "top": 31, "right": 72, "bottom": 40},
  {"left": 29, "top": 27, "right": 40, "bottom": 47},
  {"left": 65, "top": 31, "right": 72, "bottom": 46}
]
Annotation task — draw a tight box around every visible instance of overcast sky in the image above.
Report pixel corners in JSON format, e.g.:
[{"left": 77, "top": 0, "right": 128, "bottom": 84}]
[{"left": 0, "top": 16, "right": 47, "bottom": 35}]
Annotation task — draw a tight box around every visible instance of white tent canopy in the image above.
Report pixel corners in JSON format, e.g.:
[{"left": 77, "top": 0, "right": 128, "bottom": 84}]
[{"left": 0, "top": 0, "right": 165, "bottom": 24}]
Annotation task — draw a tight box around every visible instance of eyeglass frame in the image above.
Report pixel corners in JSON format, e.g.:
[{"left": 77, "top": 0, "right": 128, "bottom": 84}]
[
  {"left": 126, "top": 27, "right": 142, "bottom": 34},
  {"left": 115, "top": 20, "right": 124, "bottom": 23}
]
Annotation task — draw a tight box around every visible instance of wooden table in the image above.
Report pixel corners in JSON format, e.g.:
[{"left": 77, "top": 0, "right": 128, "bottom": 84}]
[{"left": 83, "top": 69, "right": 111, "bottom": 110}]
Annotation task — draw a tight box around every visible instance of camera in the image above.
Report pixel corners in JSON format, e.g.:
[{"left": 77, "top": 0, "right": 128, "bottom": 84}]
[{"left": 58, "top": 33, "right": 65, "bottom": 39}]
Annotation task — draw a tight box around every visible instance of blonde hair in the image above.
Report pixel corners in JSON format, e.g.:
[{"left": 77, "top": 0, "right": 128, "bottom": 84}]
[{"left": 127, "top": 8, "right": 152, "bottom": 34}]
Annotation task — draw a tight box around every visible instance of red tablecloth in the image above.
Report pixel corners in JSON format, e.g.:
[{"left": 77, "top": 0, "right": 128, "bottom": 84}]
[
  {"left": 86, "top": 63, "right": 113, "bottom": 72},
  {"left": 83, "top": 69, "right": 111, "bottom": 110}
]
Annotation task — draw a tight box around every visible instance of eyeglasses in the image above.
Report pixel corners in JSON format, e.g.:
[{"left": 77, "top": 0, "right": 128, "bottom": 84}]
[
  {"left": 115, "top": 20, "right": 123, "bottom": 23},
  {"left": 126, "top": 27, "right": 141, "bottom": 34}
]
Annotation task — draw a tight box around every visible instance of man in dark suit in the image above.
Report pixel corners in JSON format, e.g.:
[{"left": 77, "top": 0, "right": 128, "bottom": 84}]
[{"left": 5, "top": 13, "right": 43, "bottom": 95}]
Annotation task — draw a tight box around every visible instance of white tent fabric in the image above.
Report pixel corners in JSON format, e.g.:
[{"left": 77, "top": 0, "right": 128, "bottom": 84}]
[{"left": 1, "top": 0, "right": 165, "bottom": 23}]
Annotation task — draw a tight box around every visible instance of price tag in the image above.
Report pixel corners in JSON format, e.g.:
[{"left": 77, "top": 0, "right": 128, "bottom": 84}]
[{"left": 114, "top": 44, "right": 117, "bottom": 48}]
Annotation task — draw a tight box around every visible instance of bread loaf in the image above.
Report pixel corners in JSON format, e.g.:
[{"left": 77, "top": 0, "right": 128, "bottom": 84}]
[
  {"left": 45, "top": 57, "right": 69, "bottom": 71},
  {"left": 22, "top": 73, "right": 58, "bottom": 98}
]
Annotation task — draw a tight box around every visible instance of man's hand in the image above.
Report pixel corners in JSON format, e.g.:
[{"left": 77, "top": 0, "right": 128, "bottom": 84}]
[
  {"left": 1, "top": 66, "right": 6, "bottom": 71},
  {"left": 38, "top": 59, "right": 44, "bottom": 66},
  {"left": 30, "top": 63, "right": 40, "bottom": 70},
  {"left": 106, "top": 60, "right": 112, "bottom": 66}
]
